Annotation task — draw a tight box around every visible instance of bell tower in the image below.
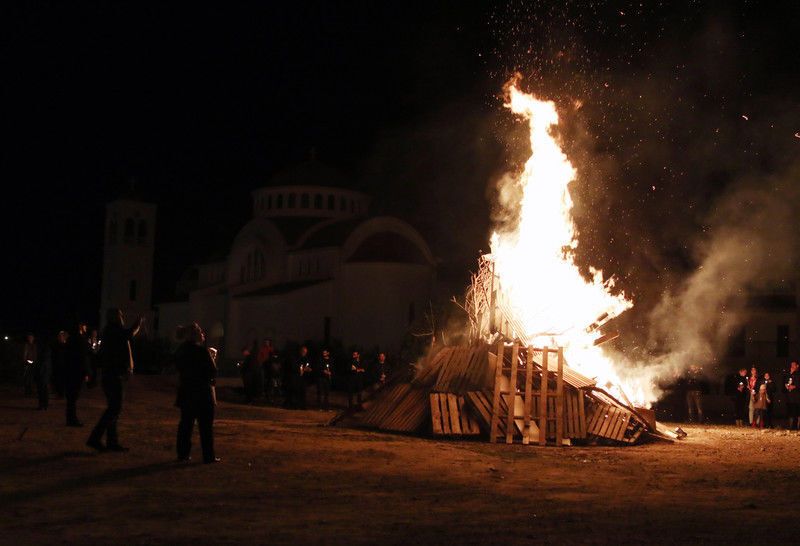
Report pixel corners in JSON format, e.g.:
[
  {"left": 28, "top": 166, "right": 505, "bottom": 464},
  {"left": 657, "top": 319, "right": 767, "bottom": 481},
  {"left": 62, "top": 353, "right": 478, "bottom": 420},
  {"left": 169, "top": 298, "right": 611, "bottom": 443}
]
[{"left": 99, "top": 197, "right": 157, "bottom": 331}]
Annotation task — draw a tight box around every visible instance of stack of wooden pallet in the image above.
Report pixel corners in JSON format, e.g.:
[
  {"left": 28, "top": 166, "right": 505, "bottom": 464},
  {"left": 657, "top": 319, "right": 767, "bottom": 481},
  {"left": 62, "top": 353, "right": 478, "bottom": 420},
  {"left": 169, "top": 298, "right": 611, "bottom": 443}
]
[{"left": 357, "top": 342, "right": 657, "bottom": 445}]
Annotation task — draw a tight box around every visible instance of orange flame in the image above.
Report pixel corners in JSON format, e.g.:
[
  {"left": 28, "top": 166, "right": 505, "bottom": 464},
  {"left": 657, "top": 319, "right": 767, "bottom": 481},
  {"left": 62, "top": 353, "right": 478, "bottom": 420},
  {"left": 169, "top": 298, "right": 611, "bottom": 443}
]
[{"left": 490, "top": 81, "right": 656, "bottom": 405}]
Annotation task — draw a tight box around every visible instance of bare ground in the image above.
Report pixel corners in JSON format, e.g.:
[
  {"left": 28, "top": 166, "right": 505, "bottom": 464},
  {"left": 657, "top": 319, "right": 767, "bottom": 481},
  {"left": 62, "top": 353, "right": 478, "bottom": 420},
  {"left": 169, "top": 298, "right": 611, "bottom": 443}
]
[{"left": 1, "top": 376, "right": 799, "bottom": 545}]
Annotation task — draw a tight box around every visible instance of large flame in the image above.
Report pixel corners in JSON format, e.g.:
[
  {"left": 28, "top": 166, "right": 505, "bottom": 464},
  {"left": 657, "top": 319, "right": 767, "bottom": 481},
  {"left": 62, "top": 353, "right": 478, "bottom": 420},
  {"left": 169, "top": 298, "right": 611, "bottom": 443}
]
[{"left": 490, "top": 82, "right": 655, "bottom": 405}]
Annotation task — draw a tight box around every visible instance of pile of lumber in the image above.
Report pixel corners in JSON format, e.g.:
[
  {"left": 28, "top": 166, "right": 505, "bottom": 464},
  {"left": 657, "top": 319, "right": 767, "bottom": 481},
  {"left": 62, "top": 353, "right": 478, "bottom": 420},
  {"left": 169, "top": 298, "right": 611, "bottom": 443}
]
[{"left": 357, "top": 342, "right": 664, "bottom": 446}]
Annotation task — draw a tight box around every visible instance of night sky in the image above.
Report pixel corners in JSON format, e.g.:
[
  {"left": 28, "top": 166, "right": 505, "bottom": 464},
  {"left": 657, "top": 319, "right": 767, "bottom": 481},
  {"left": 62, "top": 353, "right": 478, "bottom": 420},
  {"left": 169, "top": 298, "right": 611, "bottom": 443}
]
[{"left": 3, "top": 1, "right": 798, "bottom": 337}]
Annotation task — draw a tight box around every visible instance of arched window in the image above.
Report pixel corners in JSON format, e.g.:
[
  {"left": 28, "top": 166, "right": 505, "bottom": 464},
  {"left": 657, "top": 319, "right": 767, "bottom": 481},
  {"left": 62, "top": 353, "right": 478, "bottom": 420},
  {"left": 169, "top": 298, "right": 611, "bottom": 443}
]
[
  {"left": 137, "top": 220, "right": 147, "bottom": 244},
  {"left": 240, "top": 265, "right": 245, "bottom": 284},
  {"left": 247, "top": 252, "right": 253, "bottom": 280},
  {"left": 340, "top": 196, "right": 347, "bottom": 211},
  {"left": 108, "top": 217, "right": 118, "bottom": 244},
  {"left": 276, "top": 194, "right": 284, "bottom": 209},
  {"left": 327, "top": 195, "right": 335, "bottom": 210},
  {"left": 350, "top": 199, "right": 355, "bottom": 213},
  {"left": 267, "top": 194, "right": 273, "bottom": 210},
  {"left": 301, "top": 193, "right": 310, "bottom": 208},
  {"left": 123, "top": 218, "right": 135, "bottom": 243},
  {"left": 314, "top": 194, "right": 323, "bottom": 209},
  {"left": 288, "top": 193, "right": 296, "bottom": 208}
]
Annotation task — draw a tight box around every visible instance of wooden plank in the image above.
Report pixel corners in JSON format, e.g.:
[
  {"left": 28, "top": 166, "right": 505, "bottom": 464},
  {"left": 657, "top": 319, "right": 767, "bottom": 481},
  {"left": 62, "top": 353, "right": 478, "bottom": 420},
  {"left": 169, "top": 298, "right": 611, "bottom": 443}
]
[
  {"left": 447, "top": 393, "right": 462, "bottom": 435},
  {"left": 555, "top": 347, "right": 564, "bottom": 447},
  {"left": 569, "top": 391, "right": 579, "bottom": 437},
  {"left": 505, "top": 344, "right": 519, "bottom": 444},
  {"left": 615, "top": 411, "right": 631, "bottom": 441},
  {"left": 539, "top": 347, "right": 549, "bottom": 446},
  {"left": 598, "top": 406, "right": 618, "bottom": 438},
  {"left": 522, "top": 346, "right": 535, "bottom": 445},
  {"left": 577, "top": 389, "right": 587, "bottom": 438},
  {"left": 430, "top": 394, "right": 443, "bottom": 435},
  {"left": 440, "top": 395, "right": 452, "bottom": 435},
  {"left": 489, "top": 342, "right": 505, "bottom": 443},
  {"left": 465, "top": 391, "right": 492, "bottom": 429}
]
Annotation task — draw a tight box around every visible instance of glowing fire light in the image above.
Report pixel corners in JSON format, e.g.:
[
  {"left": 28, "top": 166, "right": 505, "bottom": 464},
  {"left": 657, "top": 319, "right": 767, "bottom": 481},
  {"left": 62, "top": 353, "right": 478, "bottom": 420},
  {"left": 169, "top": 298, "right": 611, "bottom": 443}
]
[{"left": 489, "top": 80, "right": 654, "bottom": 405}]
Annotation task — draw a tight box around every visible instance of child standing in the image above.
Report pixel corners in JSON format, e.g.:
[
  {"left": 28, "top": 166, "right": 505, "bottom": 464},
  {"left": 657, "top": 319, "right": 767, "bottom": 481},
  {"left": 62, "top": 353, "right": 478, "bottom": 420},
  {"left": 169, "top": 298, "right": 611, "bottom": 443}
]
[{"left": 752, "top": 383, "right": 771, "bottom": 429}]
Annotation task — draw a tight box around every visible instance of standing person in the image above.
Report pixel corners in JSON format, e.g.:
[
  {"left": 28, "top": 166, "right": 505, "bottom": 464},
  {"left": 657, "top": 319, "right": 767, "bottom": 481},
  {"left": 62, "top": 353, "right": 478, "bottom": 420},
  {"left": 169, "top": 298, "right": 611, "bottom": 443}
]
[
  {"left": 22, "top": 334, "right": 38, "bottom": 397},
  {"left": 762, "top": 372, "right": 776, "bottom": 428},
  {"left": 51, "top": 331, "right": 69, "bottom": 398},
  {"left": 34, "top": 339, "right": 51, "bottom": 410},
  {"left": 87, "top": 329, "right": 101, "bottom": 388},
  {"left": 316, "top": 349, "right": 334, "bottom": 410},
  {"left": 86, "top": 309, "right": 142, "bottom": 453},
  {"left": 64, "top": 323, "right": 90, "bottom": 427},
  {"left": 241, "top": 341, "right": 260, "bottom": 403},
  {"left": 684, "top": 365, "right": 704, "bottom": 424},
  {"left": 375, "top": 352, "right": 389, "bottom": 386},
  {"left": 752, "top": 384, "right": 770, "bottom": 429},
  {"left": 747, "top": 367, "right": 761, "bottom": 426},
  {"left": 347, "top": 351, "right": 366, "bottom": 410},
  {"left": 266, "top": 350, "right": 282, "bottom": 404},
  {"left": 290, "top": 346, "right": 311, "bottom": 409},
  {"left": 257, "top": 339, "right": 274, "bottom": 393},
  {"left": 784, "top": 361, "right": 800, "bottom": 430},
  {"left": 175, "top": 323, "right": 219, "bottom": 464},
  {"left": 733, "top": 368, "right": 749, "bottom": 426}
]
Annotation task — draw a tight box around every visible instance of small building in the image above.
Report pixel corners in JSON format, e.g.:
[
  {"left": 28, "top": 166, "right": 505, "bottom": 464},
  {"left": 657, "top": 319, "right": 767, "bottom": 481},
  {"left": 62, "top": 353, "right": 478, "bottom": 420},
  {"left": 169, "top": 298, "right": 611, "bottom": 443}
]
[{"left": 156, "top": 160, "right": 436, "bottom": 358}]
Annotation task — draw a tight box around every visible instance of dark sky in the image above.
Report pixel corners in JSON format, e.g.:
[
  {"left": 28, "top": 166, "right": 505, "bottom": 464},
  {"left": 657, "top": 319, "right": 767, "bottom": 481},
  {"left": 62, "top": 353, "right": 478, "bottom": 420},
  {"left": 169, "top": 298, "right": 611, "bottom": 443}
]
[{"left": 2, "top": 1, "right": 799, "bottom": 335}]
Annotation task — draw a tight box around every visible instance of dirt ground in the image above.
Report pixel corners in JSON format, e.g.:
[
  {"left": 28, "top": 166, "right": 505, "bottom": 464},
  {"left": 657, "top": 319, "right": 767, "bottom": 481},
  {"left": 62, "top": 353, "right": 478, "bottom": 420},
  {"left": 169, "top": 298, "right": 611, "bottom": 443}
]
[{"left": 1, "top": 376, "right": 799, "bottom": 545}]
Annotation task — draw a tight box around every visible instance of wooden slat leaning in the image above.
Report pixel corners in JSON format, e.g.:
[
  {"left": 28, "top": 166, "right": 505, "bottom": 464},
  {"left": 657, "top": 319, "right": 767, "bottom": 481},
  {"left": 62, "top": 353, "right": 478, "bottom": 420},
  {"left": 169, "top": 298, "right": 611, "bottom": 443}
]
[
  {"left": 430, "top": 393, "right": 443, "bottom": 435},
  {"left": 505, "top": 344, "right": 519, "bottom": 444},
  {"left": 555, "top": 347, "right": 564, "bottom": 446},
  {"left": 489, "top": 342, "right": 505, "bottom": 443},
  {"left": 539, "top": 347, "right": 549, "bottom": 446},
  {"left": 522, "top": 346, "right": 534, "bottom": 445},
  {"left": 447, "top": 393, "right": 462, "bottom": 435}
]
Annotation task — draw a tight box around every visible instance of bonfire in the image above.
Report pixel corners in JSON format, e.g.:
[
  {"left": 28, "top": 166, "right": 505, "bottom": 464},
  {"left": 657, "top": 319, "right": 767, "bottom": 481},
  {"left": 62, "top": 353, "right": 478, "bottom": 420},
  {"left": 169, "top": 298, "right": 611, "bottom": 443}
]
[{"left": 357, "top": 79, "right": 674, "bottom": 445}]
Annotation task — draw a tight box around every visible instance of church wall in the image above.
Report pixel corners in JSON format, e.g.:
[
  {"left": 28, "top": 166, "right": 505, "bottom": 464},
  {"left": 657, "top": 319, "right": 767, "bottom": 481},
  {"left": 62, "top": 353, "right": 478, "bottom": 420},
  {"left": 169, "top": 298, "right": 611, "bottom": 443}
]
[
  {"left": 225, "top": 281, "right": 334, "bottom": 358},
  {"left": 336, "top": 262, "right": 433, "bottom": 354}
]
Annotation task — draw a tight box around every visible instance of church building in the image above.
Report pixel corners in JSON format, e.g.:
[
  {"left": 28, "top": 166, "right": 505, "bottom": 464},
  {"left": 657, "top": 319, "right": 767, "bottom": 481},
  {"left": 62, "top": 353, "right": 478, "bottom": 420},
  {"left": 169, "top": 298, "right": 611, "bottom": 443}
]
[{"left": 155, "top": 160, "right": 436, "bottom": 358}]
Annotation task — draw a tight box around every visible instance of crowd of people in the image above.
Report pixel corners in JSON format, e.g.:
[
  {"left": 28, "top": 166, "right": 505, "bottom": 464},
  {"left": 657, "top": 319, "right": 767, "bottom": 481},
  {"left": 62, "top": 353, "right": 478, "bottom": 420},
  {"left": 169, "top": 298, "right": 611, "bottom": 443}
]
[
  {"left": 726, "top": 363, "right": 800, "bottom": 429},
  {"left": 237, "top": 339, "right": 390, "bottom": 411},
  {"left": 678, "top": 362, "right": 800, "bottom": 429},
  {"left": 12, "top": 309, "right": 394, "bottom": 465}
]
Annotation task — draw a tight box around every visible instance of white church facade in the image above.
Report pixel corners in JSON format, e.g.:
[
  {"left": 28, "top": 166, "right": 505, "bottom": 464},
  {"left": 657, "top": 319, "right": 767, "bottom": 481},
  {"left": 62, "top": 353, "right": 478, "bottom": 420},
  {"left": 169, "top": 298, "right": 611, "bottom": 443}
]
[{"left": 155, "top": 161, "right": 436, "bottom": 358}]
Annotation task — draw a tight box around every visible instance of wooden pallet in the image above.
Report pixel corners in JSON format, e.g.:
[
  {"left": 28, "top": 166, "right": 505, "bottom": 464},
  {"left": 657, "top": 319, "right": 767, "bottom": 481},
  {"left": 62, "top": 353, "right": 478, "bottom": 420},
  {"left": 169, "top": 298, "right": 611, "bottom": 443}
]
[
  {"left": 584, "top": 389, "right": 646, "bottom": 444},
  {"left": 432, "top": 346, "right": 492, "bottom": 394},
  {"left": 430, "top": 393, "right": 481, "bottom": 436},
  {"left": 360, "top": 383, "right": 429, "bottom": 433}
]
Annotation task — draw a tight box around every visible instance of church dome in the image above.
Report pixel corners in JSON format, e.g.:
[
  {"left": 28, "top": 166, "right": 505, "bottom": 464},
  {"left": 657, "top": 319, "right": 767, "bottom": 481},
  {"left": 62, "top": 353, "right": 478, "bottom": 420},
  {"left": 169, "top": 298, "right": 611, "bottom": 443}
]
[{"left": 251, "top": 159, "right": 370, "bottom": 220}]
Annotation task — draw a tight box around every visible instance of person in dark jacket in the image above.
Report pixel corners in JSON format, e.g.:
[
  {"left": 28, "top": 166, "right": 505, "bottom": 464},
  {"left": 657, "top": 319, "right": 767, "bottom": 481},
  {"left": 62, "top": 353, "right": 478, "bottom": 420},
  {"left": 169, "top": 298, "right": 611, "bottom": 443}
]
[
  {"left": 316, "top": 349, "right": 334, "bottom": 410},
  {"left": 785, "top": 361, "right": 800, "bottom": 430},
  {"left": 22, "top": 333, "right": 38, "bottom": 397},
  {"left": 87, "top": 329, "right": 101, "bottom": 388},
  {"left": 732, "top": 368, "right": 749, "bottom": 426},
  {"left": 64, "top": 323, "right": 90, "bottom": 426},
  {"left": 347, "top": 351, "right": 366, "bottom": 410},
  {"left": 684, "top": 365, "right": 705, "bottom": 423},
  {"left": 762, "top": 372, "right": 776, "bottom": 428},
  {"left": 86, "top": 309, "right": 142, "bottom": 452},
  {"left": 288, "top": 346, "right": 311, "bottom": 409},
  {"left": 241, "top": 340, "right": 260, "bottom": 403},
  {"left": 51, "top": 331, "right": 69, "bottom": 398},
  {"left": 375, "top": 352, "right": 389, "bottom": 386},
  {"left": 34, "top": 339, "right": 51, "bottom": 410},
  {"left": 175, "top": 323, "right": 219, "bottom": 464}
]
